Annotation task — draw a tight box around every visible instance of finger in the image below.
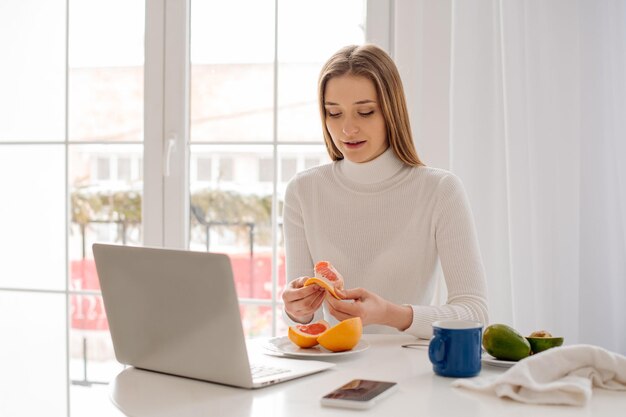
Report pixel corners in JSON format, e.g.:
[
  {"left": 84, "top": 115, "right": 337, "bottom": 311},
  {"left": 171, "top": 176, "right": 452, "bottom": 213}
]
[
  {"left": 283, "top": 283, "right": 322, "bottom": 303},
  {"left": 325, "top": 293, "right": 361, "bottom": 317},
  {"left": 291, "top": 306, "right": 315, "bottom": 317},
  {"left": 325, "top": 299, "right": 356, "bottom": 321},
  {"left": 338, "top": 287, "right": 366, "bottom": 301},
  {"left": 290, "top": 276, "right": 311, "bottom": 289},
  {"left": 309, "top": 288, "right": 326, "bottom": 307},
  {"left": 290, "top": 289, "right": 326, "bottom": 316},
  {"left": 290, "top": 300, "right": 315, "bottom": 316},
  {"left": 334, "top": 287, "right": 347, "bottom": 299},
  {"left": 328, "top": 309, "right": 352, "bottom": 322},
  {"left": 299, "top": 297, "right": 324, "bottom": 317}
]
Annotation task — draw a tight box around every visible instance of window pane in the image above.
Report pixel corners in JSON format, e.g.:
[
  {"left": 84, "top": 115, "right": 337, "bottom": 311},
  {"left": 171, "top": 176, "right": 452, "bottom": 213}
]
[
  {"left": 69, "top": 296, "right": 125, "bottom": 416},
  {"left": 190, "top": 145, "right": 274, "bottom": 299},
  {"left": 69, "top": 144, "right": 143, "bottom": 289},
  {"left": 69, "top": 67, "right": 144, "bottom": 142},
  {"left": 0, "top": 292, "right": 67, "bottom": 416},
  {"left": 191, "top": 0, "right": 274, "bottom": 64},
  {"left": 0, "top": 146, "right": 65, "bottom": 290},
  {"left": 276, "top": 63, "right": 323, "bottom": 142},
  {"left": 277, "top": 0, "right": 366, "bottom": 63},
  {"left": 0, "top": 0, "right": 66, "bottom": 141},
  {"left": 68, "top": 0, "right": 144, "bottom": 142},
  {"left": 190, "top": 0, "right": 275, "bottom": 143}
]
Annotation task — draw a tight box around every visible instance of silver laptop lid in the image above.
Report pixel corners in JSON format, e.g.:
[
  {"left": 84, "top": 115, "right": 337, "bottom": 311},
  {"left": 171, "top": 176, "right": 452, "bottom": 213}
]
[{"left": 93, "top": 243, "right": 254, "bottom": 387}]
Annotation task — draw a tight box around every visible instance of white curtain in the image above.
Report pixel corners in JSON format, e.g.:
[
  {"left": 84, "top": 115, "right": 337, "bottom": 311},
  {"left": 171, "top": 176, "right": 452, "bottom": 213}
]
[{"left": 395, "top": 0, "right": 626, "bottom": 354}]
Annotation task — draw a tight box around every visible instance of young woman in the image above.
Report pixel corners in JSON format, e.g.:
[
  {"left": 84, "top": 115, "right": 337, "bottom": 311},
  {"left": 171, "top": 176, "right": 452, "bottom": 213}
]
[{"left": 282, "top": 44, "right": 488, "bottom": 339}]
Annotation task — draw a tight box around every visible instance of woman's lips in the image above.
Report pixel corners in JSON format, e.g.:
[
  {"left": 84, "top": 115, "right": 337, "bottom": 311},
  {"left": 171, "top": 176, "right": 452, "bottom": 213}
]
[{"left": 343, "top": 140, "right": 366, "bottom": 149}]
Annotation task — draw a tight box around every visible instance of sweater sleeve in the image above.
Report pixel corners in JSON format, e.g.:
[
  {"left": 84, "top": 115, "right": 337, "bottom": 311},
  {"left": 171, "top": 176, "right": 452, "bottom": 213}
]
[
  {"left": 281, "top": 176, "right": 324, "bottom": 325},
  {"left": 404, "top": 173, "right": 489, "bottom": 338}
]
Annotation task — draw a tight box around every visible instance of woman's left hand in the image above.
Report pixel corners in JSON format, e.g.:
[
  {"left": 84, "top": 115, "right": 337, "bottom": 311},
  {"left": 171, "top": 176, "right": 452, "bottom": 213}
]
[{"left": 325, "top": 287, "right": 413, "bottom": 331}]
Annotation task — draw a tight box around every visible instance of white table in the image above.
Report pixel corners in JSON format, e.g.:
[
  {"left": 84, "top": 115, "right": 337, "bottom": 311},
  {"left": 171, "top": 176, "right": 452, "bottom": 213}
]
[{"left": 109, "top": 334, "right": 625, "bottom": 416}]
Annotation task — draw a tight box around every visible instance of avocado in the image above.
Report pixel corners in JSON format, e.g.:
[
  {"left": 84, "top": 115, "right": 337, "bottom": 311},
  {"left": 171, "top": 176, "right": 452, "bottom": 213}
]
[
  {"left": 482, "top": 324, "right": 531, "bottom": 361},
  {"left": 526, "top": 336, "right": 564, "bottom": 354},
  {"left": 529, "top": 330, "right": 552, "bottom": 338}
]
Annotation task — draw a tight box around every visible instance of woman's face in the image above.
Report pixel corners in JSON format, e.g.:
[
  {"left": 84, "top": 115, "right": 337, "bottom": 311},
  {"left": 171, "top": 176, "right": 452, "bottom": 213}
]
[{"left": 324, "top": 74, "right": 388, "bottom": 163}]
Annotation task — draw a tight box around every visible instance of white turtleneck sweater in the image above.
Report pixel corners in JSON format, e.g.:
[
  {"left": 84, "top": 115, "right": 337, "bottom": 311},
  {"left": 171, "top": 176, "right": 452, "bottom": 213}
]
[{"left": 282, "top": 147, "right": 489, "bottom": 339}]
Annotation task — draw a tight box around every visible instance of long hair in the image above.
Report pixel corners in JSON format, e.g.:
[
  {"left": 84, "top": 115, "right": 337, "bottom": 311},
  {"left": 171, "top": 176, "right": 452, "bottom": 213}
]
[{"left": 317, "top": 44, "right": 423, "bottom": 166}]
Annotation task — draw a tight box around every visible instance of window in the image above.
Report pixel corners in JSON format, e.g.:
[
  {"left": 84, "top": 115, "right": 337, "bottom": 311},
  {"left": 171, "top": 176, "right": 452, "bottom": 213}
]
[
  {"left": 258, "top": 157, "right": 273, "bottom": 182},
  {"left": 197, "top": 157, "right": 213, "bottom": 181},
  {"left": 1, "top": 0, "right": 144, "bottom": 415},
  {"left": 218, "top": 157, "right": 235, "bottom": 182},
  {"left": 96, "top": 157, "right": 111, "bottom": 181},
  {"left": 1, "top": 1, "right": 385, "bottom": 415},
  {"left": 280, "top": 157, "right": 298, "bottom": 182},
  {"left": 117, "top": 157, "right": 132, "bottom": 181}
]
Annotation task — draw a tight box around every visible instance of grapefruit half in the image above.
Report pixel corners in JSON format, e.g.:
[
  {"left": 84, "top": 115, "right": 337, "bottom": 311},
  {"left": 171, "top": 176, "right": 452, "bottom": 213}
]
[
  {"left": 288, "top": 320, "right": 330, "bottom": 348},
  {"left": 317, "top": 317, "right": 363, "bottom": 352}
]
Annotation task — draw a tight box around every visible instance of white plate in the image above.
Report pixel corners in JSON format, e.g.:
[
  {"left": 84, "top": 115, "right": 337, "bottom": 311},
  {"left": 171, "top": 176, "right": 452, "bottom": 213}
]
[
  {"left": 263, "top": 336, "right": 370, "bottom": 358},
  {"left": 481, "top": 354, "right": 519, "bottom": 369}
]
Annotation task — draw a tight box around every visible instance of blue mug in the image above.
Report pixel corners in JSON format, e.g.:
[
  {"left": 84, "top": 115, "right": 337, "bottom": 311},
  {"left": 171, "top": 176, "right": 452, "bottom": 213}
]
[{"left": 428, "top": 320, "right": 483, "bottom": 378}]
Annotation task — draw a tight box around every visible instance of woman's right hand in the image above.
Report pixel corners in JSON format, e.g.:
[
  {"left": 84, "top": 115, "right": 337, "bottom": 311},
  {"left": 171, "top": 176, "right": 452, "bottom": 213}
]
[{"left": 282, "top": 277, "right": 326, "bottom": 323}]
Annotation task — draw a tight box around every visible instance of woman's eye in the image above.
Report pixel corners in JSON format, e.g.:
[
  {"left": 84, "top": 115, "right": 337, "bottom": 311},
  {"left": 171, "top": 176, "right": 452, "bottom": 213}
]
[
  {"left": 328, "top": 112, "right": 341, "bottom": 118},
  {"left": 359, "top": 111, "right": 374, "bottom": 117}
]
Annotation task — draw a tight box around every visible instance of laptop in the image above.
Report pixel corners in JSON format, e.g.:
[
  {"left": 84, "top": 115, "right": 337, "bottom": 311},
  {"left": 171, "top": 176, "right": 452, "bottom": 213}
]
[{"left": 93, "top": 243, "right": 334, "bottom": 388}]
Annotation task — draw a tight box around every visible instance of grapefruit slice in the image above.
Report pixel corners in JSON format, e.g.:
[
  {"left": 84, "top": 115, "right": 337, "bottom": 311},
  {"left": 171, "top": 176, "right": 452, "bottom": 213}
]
[
  {"left": 317, "top": 317, "right": 363, "bottom": 352},
  {"left": 303, "top": 261, "right": 345, "bottom": 299},
  {"left": 288, "top": 320, "right": 330, "bottom": 348}
]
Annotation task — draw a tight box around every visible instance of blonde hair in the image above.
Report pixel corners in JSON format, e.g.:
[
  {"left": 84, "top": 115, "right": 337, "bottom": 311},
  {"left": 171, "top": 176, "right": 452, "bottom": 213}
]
[{"left": 317, "top": 44, "right": 423, "bottom": 166}]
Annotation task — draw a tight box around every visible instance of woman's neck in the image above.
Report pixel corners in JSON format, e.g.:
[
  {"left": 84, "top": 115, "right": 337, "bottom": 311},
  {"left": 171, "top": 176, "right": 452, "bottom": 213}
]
[{"left": 338, "top": 147, "right": 404, "bottom": 184}]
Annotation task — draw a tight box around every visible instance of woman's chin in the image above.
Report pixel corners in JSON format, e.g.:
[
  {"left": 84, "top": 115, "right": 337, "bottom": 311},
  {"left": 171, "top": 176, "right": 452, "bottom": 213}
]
[{"left": 341, "top": 149, "right": 370, "bottom": 163}]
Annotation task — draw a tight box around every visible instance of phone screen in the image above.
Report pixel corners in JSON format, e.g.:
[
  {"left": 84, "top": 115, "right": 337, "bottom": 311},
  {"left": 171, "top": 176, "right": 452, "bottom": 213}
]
[{"left": 322, "top": 379, "right": 397, "bottom": 402}]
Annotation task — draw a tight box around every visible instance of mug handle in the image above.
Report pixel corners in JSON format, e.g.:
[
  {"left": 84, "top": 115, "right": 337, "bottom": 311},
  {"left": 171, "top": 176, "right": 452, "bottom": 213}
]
[{"left": 428, "top": 335, "right": 447, "bottom": 367}]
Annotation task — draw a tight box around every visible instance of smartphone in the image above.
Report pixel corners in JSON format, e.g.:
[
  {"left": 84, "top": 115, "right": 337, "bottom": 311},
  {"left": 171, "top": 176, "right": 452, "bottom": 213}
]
[{"left": 320, "top": 379, "right": 398, "bottom": 410}]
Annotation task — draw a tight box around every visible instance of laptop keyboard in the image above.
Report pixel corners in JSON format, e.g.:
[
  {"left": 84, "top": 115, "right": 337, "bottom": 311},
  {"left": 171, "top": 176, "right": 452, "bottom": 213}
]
[{"left": 250, "top": 364, "right": 290, "bottom": 379}]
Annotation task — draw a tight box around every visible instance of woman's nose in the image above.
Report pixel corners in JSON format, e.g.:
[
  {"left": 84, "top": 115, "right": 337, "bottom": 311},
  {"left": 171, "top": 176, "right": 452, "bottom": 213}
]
[{"left": 342, "top": 118, "right": 359, "bottom": 136}]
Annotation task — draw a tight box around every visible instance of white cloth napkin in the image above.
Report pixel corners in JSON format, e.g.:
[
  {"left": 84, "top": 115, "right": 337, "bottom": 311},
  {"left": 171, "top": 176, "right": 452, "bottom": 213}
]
[{"left": 452, "top": 344, "right": 626, "bottom": 406}]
